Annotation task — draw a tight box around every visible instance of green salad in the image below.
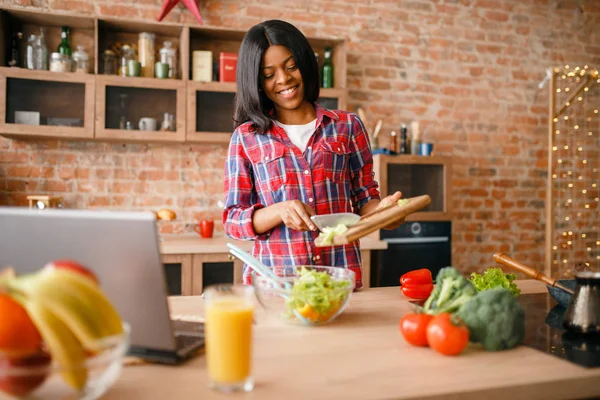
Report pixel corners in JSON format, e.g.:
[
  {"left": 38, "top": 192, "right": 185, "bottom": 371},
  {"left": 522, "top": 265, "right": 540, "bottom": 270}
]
[{"left": 285, "top": 267, "right": 352, "bottom": 322}]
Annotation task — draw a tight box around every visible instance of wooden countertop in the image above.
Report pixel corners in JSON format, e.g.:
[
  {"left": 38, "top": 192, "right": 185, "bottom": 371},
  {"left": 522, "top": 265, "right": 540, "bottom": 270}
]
[
  {"left": 104, "top": 280, "right": 600, "bottom": 400},
  {"left": 159, "top": 234, "right": 388, "bottom": 254}
]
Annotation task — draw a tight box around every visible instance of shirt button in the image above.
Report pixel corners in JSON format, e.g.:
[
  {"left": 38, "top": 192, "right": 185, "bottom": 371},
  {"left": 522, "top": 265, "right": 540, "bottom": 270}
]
[
  {"left": 316, "top": 255, "right": 321, "bottom": 260},
  {"left": 308, "top": 197, "right": 314, "bottom": 202},
  {"left": 304, "top": 170, "right": 309, "bottom": 175},
  {"left": 265, "top": 156, "right": 270, "bottom": 161}
]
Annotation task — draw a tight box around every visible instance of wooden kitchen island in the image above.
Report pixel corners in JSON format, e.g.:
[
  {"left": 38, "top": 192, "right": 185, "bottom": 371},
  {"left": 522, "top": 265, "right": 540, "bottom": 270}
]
[{"left": 103, "top": 280, "right": 600, "bottom": 400}]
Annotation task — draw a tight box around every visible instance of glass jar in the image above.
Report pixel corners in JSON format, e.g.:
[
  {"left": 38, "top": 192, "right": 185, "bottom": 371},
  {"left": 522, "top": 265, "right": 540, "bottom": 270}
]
[
  {"left": 138, "top": 32, "right": 156, "bottom": 78},
  {"left": 119, "top": 44, "right": 135, "bottom": 77},
  {"left": 49, "top": 52, "right": 71, "bottom": 73},
  {"left": 72, "top": 45, "right": 89, "bottom": 74},
  {"left": 25, "top": 34, "right": 37, "bottom": 70},
  {"left": 103, "top": 49, "right": 117, "bottom": 75},
  {"left": 37, "top": 28, "right": 48, "bottom": 70},
  {"left": 159, "top": 41, "right": 177, "bottom": 79}
]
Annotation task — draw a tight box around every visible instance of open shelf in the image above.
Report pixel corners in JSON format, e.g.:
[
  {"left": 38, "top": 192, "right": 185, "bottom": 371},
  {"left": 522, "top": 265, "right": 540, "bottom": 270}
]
[
  {"left": 373, "top": 155, "right": 453, "bottom": 222},
  {"left": 95, "top": 75, "right": 185, "bottom": 142},
  {"left": 0, "top": 66, "right": 94, "bottom": 139}
]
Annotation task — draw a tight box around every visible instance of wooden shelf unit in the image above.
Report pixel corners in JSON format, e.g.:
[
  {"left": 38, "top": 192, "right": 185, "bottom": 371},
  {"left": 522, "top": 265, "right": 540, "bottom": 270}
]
[
  {"left": 0, "top": 6, "right": 349, "bottom": 144},
  {"left": 373, "top": 154, "right": 453, "bottom": 222},
  {"left": 0, "top": 66, "right": 95, "bottom": 139}
]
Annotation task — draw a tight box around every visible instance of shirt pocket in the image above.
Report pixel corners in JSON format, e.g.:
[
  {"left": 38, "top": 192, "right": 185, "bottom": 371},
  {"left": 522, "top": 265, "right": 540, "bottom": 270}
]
[
  {"left": 321, "top": 141, "right": 351, "bottom": 183},
  {"left": 248, "top": 143, "right": 287, "bottom": 195}
]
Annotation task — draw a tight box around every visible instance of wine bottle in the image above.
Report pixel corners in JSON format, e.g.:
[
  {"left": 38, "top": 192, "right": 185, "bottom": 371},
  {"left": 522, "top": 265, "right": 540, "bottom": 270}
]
[{"left": 321, "top": 47, "right": 333, "bottom": 88}]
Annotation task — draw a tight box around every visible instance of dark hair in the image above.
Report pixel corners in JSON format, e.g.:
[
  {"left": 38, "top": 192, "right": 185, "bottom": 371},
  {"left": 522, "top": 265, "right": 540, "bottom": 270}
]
[{"left": 233, "top": 20, "right": 320, "bottom": 132}]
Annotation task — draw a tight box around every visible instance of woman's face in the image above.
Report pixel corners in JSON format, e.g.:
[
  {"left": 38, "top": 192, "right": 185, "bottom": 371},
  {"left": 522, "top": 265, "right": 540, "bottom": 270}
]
[{"left": 260, "top": 45, "right": 305, "bottom": 112}]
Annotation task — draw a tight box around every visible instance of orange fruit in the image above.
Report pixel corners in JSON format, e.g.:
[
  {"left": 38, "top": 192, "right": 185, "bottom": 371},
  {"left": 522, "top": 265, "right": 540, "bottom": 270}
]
[{"left": 0, "top": 293, "right": 42, "bottom": 356}]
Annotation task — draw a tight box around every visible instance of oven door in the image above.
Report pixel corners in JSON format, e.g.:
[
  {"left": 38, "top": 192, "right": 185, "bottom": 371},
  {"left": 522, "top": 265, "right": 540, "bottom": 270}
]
[{"left": 372, "top": 222, "right": 451, "bottom": 287}]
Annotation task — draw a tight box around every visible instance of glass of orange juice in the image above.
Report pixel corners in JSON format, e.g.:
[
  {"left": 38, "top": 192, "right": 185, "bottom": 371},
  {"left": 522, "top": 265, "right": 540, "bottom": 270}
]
[{"left": 204, "top": 284, "right": 255, "bottom": 393}]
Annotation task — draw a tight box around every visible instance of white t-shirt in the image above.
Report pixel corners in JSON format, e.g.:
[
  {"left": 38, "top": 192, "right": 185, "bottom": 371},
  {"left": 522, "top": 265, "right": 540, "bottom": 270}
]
[{"left": 274, "top": 119, "right": 317, "bottom": 152}]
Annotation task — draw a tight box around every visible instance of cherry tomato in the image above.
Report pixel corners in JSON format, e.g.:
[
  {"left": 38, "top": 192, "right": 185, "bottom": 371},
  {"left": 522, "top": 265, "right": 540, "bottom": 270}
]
[
  {"left": 426, "top": 313, "right": 469, "bottom": 356},
  {"left": 399, "top": 313, "right": 433, "bottom": 347},
  {"left": 400, "top": 283, "right": 434, "bottom": 300}
]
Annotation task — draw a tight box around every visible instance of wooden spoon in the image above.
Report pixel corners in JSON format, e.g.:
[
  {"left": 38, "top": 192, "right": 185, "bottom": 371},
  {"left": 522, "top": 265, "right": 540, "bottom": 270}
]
[{"left": 493, "top": 253, "right": 574, "bottom": 295}]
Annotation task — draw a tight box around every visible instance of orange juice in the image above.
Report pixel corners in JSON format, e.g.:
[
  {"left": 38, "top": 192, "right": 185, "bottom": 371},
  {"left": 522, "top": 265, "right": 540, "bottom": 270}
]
[{"left": 205, "top": 297, "right": 254, "bottom": 384}]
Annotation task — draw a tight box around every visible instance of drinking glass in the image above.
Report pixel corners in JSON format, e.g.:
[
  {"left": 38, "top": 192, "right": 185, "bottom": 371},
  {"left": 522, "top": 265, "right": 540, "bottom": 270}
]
[{"left": 204, "top": 284, "right": 255, "bottom": 393}]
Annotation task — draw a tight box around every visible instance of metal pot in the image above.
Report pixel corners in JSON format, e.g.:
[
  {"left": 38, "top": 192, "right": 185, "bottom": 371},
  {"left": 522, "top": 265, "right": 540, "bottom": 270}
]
[{"left": 563, "top": 271, "right": 600, "bottom": 334}]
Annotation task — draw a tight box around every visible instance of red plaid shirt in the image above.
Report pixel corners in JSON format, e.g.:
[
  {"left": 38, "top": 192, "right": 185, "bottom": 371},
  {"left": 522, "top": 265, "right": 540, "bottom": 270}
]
[{"left": 222, "top": 104, "right": 380, "bottom": 289}]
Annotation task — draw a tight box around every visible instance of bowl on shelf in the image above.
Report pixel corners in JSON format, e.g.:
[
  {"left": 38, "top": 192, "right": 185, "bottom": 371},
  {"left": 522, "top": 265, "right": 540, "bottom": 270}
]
[
  {"left": 252, "top": 266, "right": 355, "bottom": 326},
  {"left": 0, "top": 324, "right": 130, "bottom": 400}
]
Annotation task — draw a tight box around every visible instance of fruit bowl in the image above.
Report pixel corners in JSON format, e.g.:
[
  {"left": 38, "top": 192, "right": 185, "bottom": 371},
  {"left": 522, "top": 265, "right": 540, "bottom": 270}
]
[
  {"left": 252, "top": 266, "right": 355, "bottom": 326},
  {"left": 0, "top": 323, "right": 129, "bottom": 400}
]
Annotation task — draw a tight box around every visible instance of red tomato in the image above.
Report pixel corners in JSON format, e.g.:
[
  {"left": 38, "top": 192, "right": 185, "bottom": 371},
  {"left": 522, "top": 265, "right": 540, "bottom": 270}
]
[
  {"left": 426, "top": 313, "right": 469, "bottom": 356},
  {"left": 400, "top": 283, "right": 434, "bottom": 300},
  {"left": 399, "top": 313, "right": 433, "bottom": 347}
]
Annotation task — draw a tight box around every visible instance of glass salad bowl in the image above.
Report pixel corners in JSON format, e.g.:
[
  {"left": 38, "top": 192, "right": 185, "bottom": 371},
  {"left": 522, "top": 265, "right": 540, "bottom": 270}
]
[
  {"left": 252, "top": 266, "right": 356, "bottom": 326},
  {"left": 0, "top": 324, "right": 130, "bottom": 400}
]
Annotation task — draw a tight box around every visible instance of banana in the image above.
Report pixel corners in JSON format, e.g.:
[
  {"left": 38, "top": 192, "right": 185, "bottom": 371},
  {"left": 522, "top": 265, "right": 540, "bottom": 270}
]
[
  {"left": 8, "top": 269, "right": 123, "bottom": 353},
  {"left": 17, "top": 294, "right": 88, "bottom": 390}
]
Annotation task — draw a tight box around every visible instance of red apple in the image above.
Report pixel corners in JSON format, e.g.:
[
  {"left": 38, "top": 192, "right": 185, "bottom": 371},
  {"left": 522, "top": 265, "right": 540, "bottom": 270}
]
[
  {"left": 0, "top": 350, "right": 52, "bottom": 397},
  {"left": 44, "top": 260, "right": 99, "bottom": 285}
]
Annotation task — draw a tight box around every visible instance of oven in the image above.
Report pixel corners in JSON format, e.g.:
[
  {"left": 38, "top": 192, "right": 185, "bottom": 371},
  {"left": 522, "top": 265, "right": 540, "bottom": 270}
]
[{"left": 371, "top": 221, "right": 451, "bottom": 287}]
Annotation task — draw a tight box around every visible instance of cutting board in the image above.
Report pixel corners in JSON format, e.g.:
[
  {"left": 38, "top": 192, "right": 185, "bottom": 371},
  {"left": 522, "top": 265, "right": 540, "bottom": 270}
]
[{"left": 315, "top": 194, "right": 431, "bottom": 247}]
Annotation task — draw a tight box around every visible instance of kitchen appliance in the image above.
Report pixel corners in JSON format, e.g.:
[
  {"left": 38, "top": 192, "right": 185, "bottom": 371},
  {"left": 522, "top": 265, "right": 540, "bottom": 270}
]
[
  {"left": 563, "top": 272, "right": 600, "bottom": 334},
  {"left": 372, "top": 221, "right": 451, "bottom": 287}
]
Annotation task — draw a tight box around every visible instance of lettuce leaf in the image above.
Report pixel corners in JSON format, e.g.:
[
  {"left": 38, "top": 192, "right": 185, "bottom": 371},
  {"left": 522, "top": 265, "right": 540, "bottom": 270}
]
[
  {"left": 285, "top": 267, "right": 352, "bottom": 315},
  {"left": 469, "top": 268, "right": 520, "bottom": 297}
]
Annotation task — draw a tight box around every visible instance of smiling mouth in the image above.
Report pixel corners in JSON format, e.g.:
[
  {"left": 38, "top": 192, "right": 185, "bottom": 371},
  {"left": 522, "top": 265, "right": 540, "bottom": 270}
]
[{"left": 278, "top": 86, "right": 298, "bottom": 95}]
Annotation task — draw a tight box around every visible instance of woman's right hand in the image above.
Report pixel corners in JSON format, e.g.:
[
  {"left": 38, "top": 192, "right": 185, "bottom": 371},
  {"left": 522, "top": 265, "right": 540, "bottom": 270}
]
[{"left": 278, "top": 200, "right": 317, "bottom": 231}]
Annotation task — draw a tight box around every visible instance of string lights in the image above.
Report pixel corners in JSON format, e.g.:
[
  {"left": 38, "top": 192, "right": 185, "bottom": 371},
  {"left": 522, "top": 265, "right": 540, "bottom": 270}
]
[{"left": 550, "top": 65, "right": 599, "bottom": 276}]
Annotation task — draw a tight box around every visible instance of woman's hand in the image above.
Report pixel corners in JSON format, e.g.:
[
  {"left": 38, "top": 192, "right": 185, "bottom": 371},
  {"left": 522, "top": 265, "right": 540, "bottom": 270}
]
[
  {"left": 278, "top": 200, "right": 317, "bottom": 231},
  {"left": 378, "top": 191, "right": 404, "bottom": 230}
]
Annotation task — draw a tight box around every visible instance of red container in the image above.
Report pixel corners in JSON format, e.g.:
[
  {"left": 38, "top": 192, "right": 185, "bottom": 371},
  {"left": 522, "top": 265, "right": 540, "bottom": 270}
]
[
  {"left": 219, "top": 52, "right": 237, "bottom": 83},
  {"left": 194, "top": 220, "right": 214, "bottom": 238}
]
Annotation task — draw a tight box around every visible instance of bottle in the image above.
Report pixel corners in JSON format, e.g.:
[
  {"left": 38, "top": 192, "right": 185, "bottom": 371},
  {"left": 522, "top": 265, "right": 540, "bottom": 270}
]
[
  {"left": 389, "top": 131, "right": 399, "bottom": 154},
  {"left": 159, "top": 41, "right": 177, "bottom": 79},
  {"left": 321, "top": 47, "right": 333, "bottom": 88},
  {"left": 25, "top": 34, "right": 37, "bottom": 70},
  {"left": 57, "top": 26, "right": 72, "bottom": 57},
  {"left": 38, "top": 27, "right": 48, "bottom": 70},
  {"left": 400, "top": 124, "right": 408, "bottom": 154},
  {"left": 8, "top": 32, "right": 23, "bottom": 67}
]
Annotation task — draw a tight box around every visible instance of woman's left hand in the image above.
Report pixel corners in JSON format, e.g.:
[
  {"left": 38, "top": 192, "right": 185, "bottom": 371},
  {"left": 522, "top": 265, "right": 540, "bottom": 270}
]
[{"left": 377, "top": 191, "right": 404, "bottom": 230}]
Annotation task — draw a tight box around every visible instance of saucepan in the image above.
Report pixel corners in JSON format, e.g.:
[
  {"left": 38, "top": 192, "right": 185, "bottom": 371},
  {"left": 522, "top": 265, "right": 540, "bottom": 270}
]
[{"left": 493, "top": 253, "right": 600, "bottom": 334}]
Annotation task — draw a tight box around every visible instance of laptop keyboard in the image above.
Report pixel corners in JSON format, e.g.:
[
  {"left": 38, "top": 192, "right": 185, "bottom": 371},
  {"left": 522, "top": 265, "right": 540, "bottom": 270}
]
[{"left": 175, "top": 334, "right": 203, "bottom": 350}]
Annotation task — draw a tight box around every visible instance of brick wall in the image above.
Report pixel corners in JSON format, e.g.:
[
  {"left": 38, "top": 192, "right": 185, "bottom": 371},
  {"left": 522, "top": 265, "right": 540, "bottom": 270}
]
[{"left": 1, "top": 0, "right": 599, "bottom": 274}]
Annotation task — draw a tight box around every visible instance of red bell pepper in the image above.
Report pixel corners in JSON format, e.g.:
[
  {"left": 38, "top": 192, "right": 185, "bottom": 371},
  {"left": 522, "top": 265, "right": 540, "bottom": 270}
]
[{"left": 400, "top": 269, "right": 434, "bottom": 300}]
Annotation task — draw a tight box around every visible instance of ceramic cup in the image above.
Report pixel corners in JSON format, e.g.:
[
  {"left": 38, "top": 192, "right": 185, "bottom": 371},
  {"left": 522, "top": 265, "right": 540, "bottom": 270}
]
[
  {"left": 155, "top": 62, "right": 170, "bottom": 79},
  {"left": 139, "top": 117, "right": 158, "bottom": 131},
  {"left": 127, "top": 60, "right": 141, "bottom": 77},
  {"left": 194, "top": 220, "right": 215, "bottom": 238},
  {"left": 420, "top": 142, "right": 434, "bottom": 156}
]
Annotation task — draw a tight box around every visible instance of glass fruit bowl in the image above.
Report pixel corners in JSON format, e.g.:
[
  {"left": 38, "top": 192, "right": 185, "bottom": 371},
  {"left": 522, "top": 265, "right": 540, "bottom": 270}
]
[
  {"left": 0, "top": 323, "right": 130, "bottom": 400},
  {"left": 252, "top": 266, "right": 355, "bottom": 326}
]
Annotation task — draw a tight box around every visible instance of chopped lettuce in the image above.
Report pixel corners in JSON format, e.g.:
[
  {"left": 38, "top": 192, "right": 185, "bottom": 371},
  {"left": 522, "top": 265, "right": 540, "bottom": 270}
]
[
  {"left": 398, "top": 199, "right": 409, "bottom": 206},
  {"left": 316, "top": 223, "right": 348, "bottom": 246},
  {"left": 285, "top": 267, "right": 352, "bottom": 317}
]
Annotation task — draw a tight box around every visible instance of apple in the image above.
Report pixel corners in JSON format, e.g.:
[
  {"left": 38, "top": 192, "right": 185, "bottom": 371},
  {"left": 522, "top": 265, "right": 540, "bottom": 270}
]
[
  {"left": 0, "top": 350, "right": 52, "bottom": 397},
  {"left": 44, "top": 260, "right": 99, "bottom": 285}
]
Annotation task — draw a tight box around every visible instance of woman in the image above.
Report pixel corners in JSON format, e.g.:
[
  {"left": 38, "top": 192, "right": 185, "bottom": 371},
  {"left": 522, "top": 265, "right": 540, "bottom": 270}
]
[{"left": 223, "top": 20, "right": 402, "bottom": 288}]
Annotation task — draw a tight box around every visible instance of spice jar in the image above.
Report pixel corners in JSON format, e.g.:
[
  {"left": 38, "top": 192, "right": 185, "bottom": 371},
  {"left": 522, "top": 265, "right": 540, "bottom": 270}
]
[
  {"left": 389, "top": 131, "right": 399, "bottom": 153},
  {"left": 49, "top": 52, "right": 71, "bottom": 73},
  {"left": 138, "top": 32, "right": 156, "bottom": 78},
  {"left": 103, "top": 49, "right": 117, "bottom": 75},
  {"left": 119, "top": 44, "right": 135, "bottom": 77},
  {"left": 159, "top": 41, "right": 177, "bottom": 79},
  {"left": 72, "top": 45, "right": 89, "bottom": 74}
]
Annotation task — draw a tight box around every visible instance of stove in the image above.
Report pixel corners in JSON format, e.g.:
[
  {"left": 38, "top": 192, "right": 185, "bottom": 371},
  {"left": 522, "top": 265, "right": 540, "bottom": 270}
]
[{"left": 519, "top": 292, "right": 600, "bottom": 368}]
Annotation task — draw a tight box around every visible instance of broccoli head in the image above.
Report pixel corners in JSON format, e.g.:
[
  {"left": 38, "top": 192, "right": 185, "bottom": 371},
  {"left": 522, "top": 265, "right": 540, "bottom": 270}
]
[
  {"left": 455, "top": 288, "right": 525, "bottom": 351},
  {"left": 422, "top": 267, "right": 477, "bottom": 315}
]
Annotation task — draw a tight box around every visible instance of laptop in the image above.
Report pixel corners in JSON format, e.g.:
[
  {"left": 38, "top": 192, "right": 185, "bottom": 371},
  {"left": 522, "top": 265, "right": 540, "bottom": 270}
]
[{"left": 0, "top": 207, "right": 204, "bottom": 364}]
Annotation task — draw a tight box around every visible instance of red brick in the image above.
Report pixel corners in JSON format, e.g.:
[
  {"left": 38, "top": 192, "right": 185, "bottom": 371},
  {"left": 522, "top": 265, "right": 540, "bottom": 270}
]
[{"left": 49, "top": 0, "right": 94, "bottom": 13}]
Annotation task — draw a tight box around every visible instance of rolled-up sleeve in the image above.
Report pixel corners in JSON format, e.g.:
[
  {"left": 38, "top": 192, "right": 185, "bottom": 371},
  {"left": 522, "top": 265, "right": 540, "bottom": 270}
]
[
  {"left": 222, "top": 129, "right": 265, "bottom": 241},
  {"left": 348, "top": 114, "right": 380, "bottom": 212}
]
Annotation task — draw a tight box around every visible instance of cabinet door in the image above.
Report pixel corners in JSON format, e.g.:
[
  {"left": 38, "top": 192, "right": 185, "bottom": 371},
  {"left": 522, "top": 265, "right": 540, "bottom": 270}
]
[{"left": 161, "top": 254, "right": 192, "bottom": 296}]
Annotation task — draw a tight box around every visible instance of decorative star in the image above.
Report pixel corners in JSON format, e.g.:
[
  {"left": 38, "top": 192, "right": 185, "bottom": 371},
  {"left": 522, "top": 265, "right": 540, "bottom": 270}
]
[{"left": 157, "top": 0, "right": 204, "bottom": 24}]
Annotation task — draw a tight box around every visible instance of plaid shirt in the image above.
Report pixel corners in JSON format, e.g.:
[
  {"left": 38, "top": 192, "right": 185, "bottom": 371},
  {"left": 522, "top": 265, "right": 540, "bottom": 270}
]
[{"left": 222, "top": 103, "right": 380, "bottom": 289}]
